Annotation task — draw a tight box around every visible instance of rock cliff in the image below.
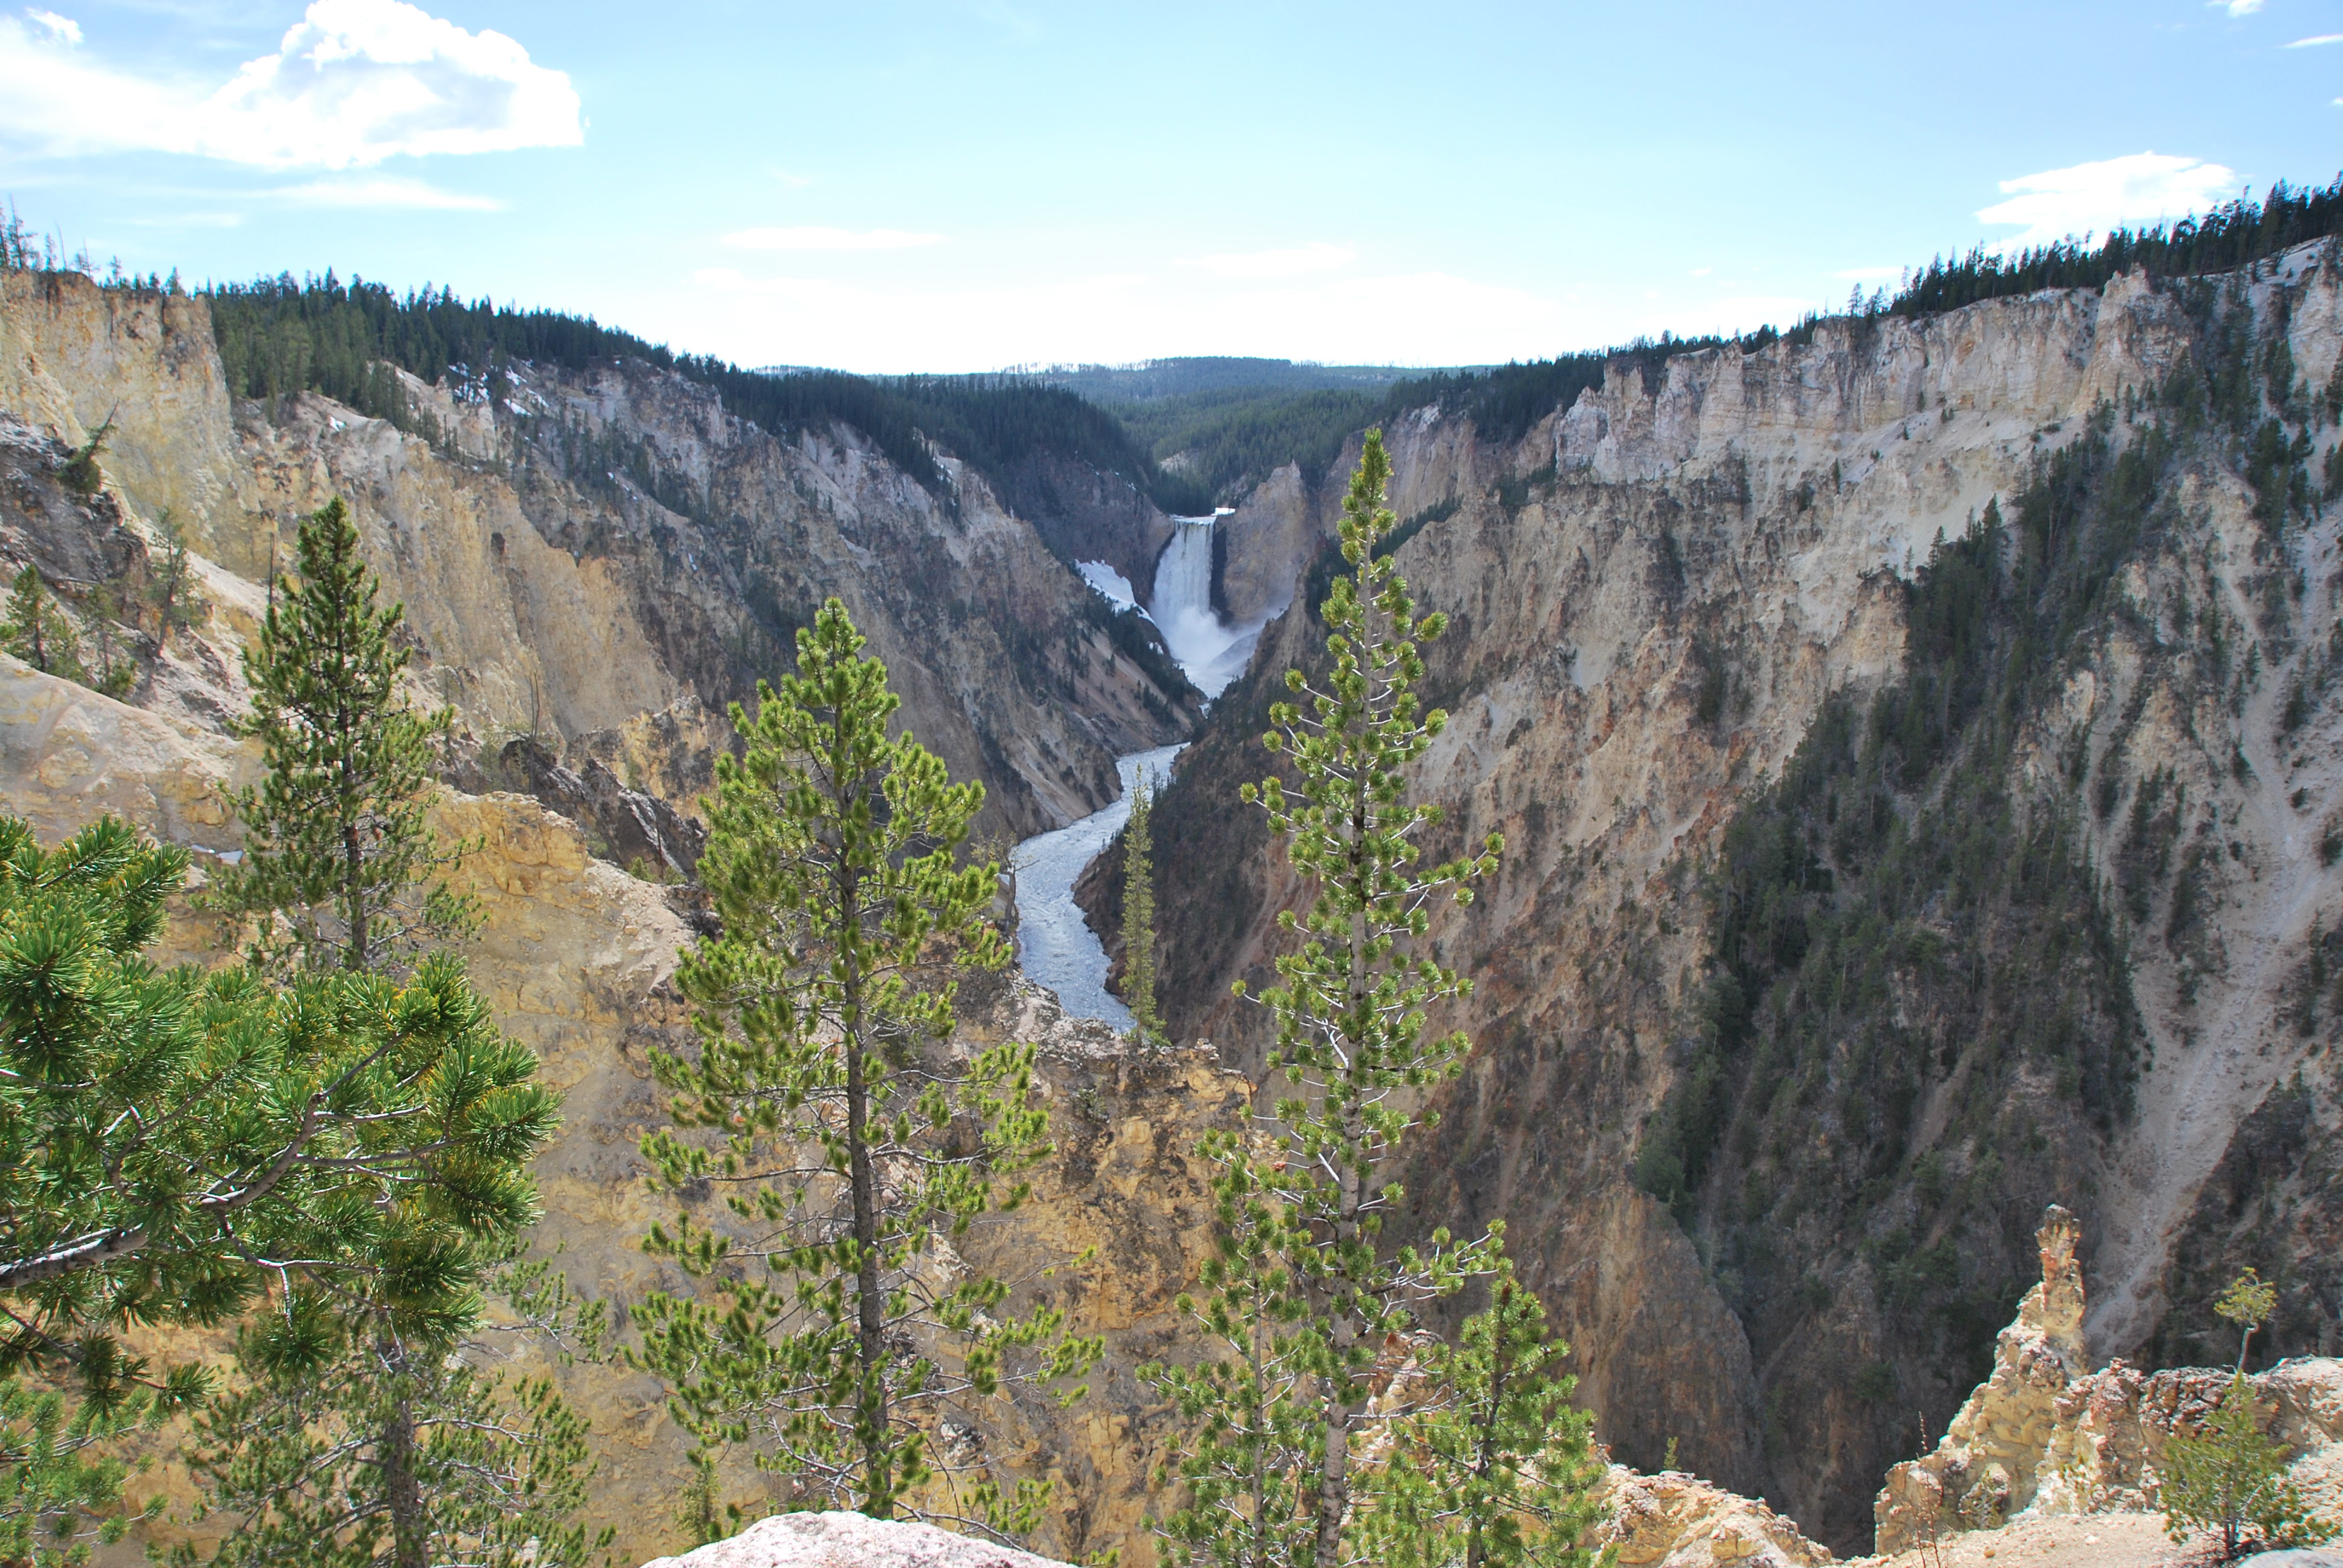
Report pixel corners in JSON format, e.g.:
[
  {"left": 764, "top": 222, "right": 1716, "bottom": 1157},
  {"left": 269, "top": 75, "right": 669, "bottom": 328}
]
[
  {"left": 1125, "top": 243, "right": 2343, "bottom": 1548},
  {"left": 0, "top": 268, "right": 1194, "bottom": 840},
  {"left": 1876, "top": 1206, "right": 2343, "bottom": 1554}
]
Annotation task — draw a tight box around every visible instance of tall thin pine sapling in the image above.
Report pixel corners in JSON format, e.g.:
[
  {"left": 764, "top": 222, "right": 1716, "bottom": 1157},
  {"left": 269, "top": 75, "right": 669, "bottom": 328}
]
[
  {"left": 1361, "top": 1266, "right": 1611, "bottom": 1568},
  {"left": 635, "top": 598, "right": 1098, "bottom": 1538},
  {"left": 2160, "top": 1270, "right": 2338, "bottom": 1557},
  {"left": 1159, "top": 428, "right": 1502, "bottom": 1568},
  {"left": 212, "top": 497, "right": 477, "bottom": 973},
  {"left": 1143, "top": 1146, "right": 1320, "bottom": 1568},
  {"left": 1121, "top": 775, "right": 1165, "bottom": 1048}
]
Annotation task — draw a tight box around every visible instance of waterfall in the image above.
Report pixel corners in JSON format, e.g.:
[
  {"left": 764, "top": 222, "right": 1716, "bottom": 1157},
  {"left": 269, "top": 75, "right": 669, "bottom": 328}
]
[
  {"left": 1012, "top": 510, "right": 1270, "bottom": 1021},
  {"left": 1149, "top": 513, "right": 1258, "bottom": 701}
]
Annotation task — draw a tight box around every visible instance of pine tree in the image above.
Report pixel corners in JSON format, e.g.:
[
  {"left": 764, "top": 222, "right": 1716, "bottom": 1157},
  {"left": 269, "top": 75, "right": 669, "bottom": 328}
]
[
  {"left": 0, "top": 814, "right": 560, "bottom": 1567},
  {"left": 635, "top": 598, "right": 1099, "bottom": 1533},
  {"left": 168, "top": 978, "right": 585, "bottom": 1568},
  {"left": 175, "top": 1305, "right": 612, "bottom": 1568},
  {"left": 1, "top": 566, "right": 86, "bottom": 684},
  {"left": 1121, "top": 775, "right": 1165, "bottom": 1047},
  {"left": 211, "top": 497, "right": 476, "bottom": 972},
  {"left": 1152, "top": 430, "right": 1502, "bottom": 1568},
  {"left": 145, "top": 511, "right": 203, "bottom": 655},
  {"left": 1144, "top": 1149, "right": 1321, "bottom": 1568},
  {"left": 185, "top": 497, "right": 596, "bottom": 1568},
  {"left": 82, "top": 584, "right": 134, "bottom": 699},
  {"left": 1360, "top": 1270, "right": 1610, "bottom": 1568},
  {"left": 2160, "top": 1271, "right": 2338, "bottom": 1557},
  {"left": 57, "top": 416, "right": 110, "bottom": 503}
]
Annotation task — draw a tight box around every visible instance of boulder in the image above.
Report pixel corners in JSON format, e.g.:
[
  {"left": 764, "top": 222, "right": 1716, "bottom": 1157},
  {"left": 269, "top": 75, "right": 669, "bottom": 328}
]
[{"left": 641, "top": 1512, "right": 1069, "bottom": 1568}]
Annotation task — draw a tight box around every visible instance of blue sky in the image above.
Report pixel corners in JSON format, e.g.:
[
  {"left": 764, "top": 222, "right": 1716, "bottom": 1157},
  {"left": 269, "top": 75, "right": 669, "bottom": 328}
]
[{"left": 1, "top": 1, "right": 2339, "bottom": 372}]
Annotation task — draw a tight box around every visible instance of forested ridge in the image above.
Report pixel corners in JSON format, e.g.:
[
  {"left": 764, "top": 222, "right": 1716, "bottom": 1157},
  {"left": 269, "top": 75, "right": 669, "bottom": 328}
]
[{"left": 203, "top": 274, "right": 1199, "bottom": 513}]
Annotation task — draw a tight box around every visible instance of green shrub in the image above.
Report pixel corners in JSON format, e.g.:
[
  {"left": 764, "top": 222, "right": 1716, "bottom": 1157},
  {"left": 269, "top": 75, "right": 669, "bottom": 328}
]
[
  {"left": 2161, "top": 1271, "right": 2341, "bottom": 1557},
  {"left": 2160, "top": 1374, "right": 2336, "bottom": 1557}
]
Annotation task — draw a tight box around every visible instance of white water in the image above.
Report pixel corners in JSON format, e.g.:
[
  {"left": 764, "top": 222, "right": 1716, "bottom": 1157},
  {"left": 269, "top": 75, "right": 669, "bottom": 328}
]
[
  {"left": 1150, "top": 515, "right": 1263, "bottom": 701},
  {"left": 1012, "top": 746, "right": 1181, "bottom": 1027},
  {"left": 1012, "top": 510, "right": 1263, "bottom": 1021}
]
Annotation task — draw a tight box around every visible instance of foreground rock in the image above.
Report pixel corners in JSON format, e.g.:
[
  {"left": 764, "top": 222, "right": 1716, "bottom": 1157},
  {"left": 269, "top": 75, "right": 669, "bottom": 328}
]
[
  {"left": 1878, "top": 1207, "right": 2343, "bottom": 1554},
  {"left": 1599, "top": 1465, "right": 1836, "bottom": 1568},
  {"left": 642, "top": 1513, "right": 1069, "bottom": 1568}
]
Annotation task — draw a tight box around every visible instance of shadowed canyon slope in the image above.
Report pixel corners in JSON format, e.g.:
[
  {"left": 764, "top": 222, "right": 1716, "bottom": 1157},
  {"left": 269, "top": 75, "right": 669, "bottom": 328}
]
[{"left": 1119, "top": 245, "right": 2343, "bottom": 1549}]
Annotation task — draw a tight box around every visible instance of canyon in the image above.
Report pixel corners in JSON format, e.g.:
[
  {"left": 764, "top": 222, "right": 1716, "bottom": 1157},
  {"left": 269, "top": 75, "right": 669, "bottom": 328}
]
[{"left": 5, "top": 240, "right": 2343, "bottom": 1566}]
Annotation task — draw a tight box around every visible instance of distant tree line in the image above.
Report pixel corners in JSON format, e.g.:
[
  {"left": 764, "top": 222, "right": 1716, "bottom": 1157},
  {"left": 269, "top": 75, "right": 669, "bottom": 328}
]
[
  {"left": 202, "top": 275, "right": 1199, "bottom": 512},
  {"left": 1026, "top": 356, "right": 1408, "bottom": 403},
  {"left": 1152, "top": 176, "right": 2343, "bottom": 498},
  {"left": 1130, "top": 335, "right": 1749, "bottom": 505},
  {"left": 1889, "top": 174, "right": 2343, "bottom": 318}
]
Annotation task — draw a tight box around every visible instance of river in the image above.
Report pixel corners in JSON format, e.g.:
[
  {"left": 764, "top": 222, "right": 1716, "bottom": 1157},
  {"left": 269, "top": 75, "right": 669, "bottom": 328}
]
[{"left": 1011, "top": 513, "right": 1263, "bottom": 1022}]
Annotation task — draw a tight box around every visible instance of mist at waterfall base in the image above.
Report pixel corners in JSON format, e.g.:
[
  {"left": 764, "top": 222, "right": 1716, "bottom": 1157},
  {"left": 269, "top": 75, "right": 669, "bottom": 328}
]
[
  {"left": 1012, "top": 515, "right": 1266, "bottom": 1024},
  {"left": 1149, "top": 517, "right": 1264, "bottom": 702}
]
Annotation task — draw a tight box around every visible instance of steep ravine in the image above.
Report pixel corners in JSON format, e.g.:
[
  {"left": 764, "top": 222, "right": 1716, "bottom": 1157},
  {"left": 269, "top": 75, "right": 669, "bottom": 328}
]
[
  {"left": 1110, "top": 247, "right": 2343, "bottom": 1549},
  {"left": 15, "top": 242, "right": 2343, "bottom": 1565}
]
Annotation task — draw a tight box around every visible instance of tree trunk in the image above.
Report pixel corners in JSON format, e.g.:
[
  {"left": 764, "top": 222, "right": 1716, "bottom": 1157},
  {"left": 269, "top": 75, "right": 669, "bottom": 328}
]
[
  {"left": 381, "top": 1339, "right": 427, "bottom": 1568},
  {"left": 836, "top": 707, "right": 890, "bottom": 1516},
  {"left": 1312, "top": 813, "right": 1372, "bottom": 1568},
  {"left": 845, "top": 1007, "right": 888, "bottom": 1512},
  {"left": 346, "top": 819, "right": 367, "bottom": 970}
]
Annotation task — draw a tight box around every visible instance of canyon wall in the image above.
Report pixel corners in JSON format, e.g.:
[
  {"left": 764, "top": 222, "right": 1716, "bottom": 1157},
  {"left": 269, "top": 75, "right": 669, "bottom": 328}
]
[
  {"left": 1129, "top": 244, "right": 2343, "bottom": 1549},
  {"left": 0, "top": 269, "right": 1193, "bottom": 841},
  {"left": 16, "top": 244, "right": 2343, "bottom": 1564}
]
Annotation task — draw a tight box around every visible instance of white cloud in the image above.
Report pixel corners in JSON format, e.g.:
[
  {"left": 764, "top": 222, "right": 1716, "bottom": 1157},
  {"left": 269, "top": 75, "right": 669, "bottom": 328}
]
[
  {"left": 1180, "top": 242, "right": 1354, "bottom": 279},
  {"left": 25, "top": 8, "right": 79, "bottom": 43},
  {"left": 1977, "top": 152, "right": 2243, "bottom": 250},
  {"left": 270, "top": 174, "right": 502, "bottom": 209},
  {"left": 2286, "top": 31, "right": 2343, "bottom": 45},
  {"left": 2219, "top": 0, "right": 2264, "bottom": 15},
  {"left": 724, "top": 226, "right": 943, "bottom": 251},
  {"left": 1689, "top": 266, "right": 1714, "bottom": 278},
  {"left": 0, "top": 0, "right": 581, "bottom": 169}
]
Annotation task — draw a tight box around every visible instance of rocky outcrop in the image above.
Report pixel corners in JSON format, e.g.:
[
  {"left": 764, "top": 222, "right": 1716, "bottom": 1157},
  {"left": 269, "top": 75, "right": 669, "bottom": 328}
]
[
  {"left": 1874, "top": 1209, "right": 2092, "bottom": 1549},
  {"left": 1599, "top": 1466, "right": 1837, "bottom": 1568},
  {"left": 640, "top": 1463, "right": 1845, "bottom": 1568},
  {"left": 490, "top": 734, "right": 706, "bottom": 880},
  {"left": 1876, "top": 1207, "right": 2343, "bottom": 1554}
]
